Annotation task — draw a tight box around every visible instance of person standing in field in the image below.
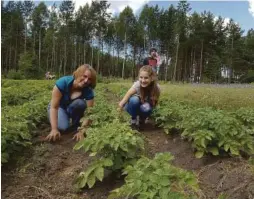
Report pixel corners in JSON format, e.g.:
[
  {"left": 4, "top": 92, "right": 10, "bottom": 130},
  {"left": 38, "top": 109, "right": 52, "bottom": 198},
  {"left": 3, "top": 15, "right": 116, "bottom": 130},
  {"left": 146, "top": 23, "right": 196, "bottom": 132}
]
[
  {"left": 118, "top": 65, "right": 161, "bottom": 130},
  {"left": 45, "top": 64, "right": 96, "bottom": 142},
  {"left": 143, "top": 47, "right": 160, "bottom": 75}
]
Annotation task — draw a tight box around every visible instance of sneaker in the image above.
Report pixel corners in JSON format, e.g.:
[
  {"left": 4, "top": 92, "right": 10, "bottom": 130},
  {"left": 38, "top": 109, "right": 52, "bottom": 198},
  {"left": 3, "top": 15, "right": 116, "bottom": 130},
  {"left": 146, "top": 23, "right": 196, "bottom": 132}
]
[
  {"left": 130, "top": 119, "right": 139, "bottom": 131},
  {"left": 139, "top": 118, "right": 145, "bottom": 125}
]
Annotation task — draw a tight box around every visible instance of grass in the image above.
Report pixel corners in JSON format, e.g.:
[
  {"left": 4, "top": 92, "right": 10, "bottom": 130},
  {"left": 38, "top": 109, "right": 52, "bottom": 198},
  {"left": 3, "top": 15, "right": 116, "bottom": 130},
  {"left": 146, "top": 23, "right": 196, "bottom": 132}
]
[{"left": 106, "top": 82, "right": 254, "bottom": 111}]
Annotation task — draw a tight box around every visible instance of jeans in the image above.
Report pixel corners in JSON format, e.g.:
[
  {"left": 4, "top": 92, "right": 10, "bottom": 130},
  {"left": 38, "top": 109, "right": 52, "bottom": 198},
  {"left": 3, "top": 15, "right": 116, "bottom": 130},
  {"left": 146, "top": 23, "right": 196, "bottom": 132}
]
[
  {"left": 47, "top": 99, "right": 86, "bottom": 132},
  {"left": 124, "top": 96, "right": 152, "bottom": 120}
]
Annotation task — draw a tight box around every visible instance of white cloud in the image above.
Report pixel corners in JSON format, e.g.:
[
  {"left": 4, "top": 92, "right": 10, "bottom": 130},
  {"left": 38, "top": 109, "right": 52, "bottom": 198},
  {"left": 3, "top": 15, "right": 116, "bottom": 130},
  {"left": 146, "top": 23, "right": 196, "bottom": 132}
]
[
  {"left": 248, "top": 0, "right": 254, "bottom": 18},
  {"left": 72, "top": 0, "right": 149, "bottom": 16},
  {"left": 214, "top": 16, "right": 231, "bottom": 27},
  {"left": 72, "top": 0, "right": 92, "bottom": 11},
  {"left": 223, "top": 17, "right": 230, "bottom": 27},
  {"left": 114, "top": 0, "right": 149, "bottom": 13}
]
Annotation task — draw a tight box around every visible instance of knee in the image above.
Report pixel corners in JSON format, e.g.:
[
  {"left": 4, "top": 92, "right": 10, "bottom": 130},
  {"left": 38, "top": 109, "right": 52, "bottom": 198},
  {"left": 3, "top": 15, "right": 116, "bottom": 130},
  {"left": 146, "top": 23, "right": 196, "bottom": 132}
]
[
  {"left": 129, "top": 96, "right": 140, "bottom": 106},
  {"left": 58, "top": 122, "right": 69, "bottom": 132},
  {"left": 140, "top": 102, "right": 152, "bottom": 113},
  {"left": 70, "top": 99, "right": 87, "bottom": 111}
]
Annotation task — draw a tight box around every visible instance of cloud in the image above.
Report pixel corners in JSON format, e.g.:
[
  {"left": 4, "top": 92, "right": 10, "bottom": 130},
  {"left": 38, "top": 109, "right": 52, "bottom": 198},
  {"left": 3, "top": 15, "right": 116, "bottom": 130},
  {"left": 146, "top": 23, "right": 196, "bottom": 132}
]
[
  {"left": 72, "top": 0, "right": 92, "bottom": 11},
  {"left": 248, "top": 0, "right": 254, "bottom": 17},
  {"left": 223, "top": 17, "right": 230, "bottom": 27},
  {"left": 115, "top": 0, "right": 149, "bottom": 13},
  {"left": 72, "top": 0, "right": 149, "bottom": 16},
  {"left": 214, "top": 16, "right": 231, "bottom": 27}
]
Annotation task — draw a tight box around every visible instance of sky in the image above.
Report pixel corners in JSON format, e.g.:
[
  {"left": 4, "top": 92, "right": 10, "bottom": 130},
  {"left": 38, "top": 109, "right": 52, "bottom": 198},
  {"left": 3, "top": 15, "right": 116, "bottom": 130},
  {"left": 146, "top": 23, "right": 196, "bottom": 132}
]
[{"left": 24, "top": 0, "right": 254, "bottom": 35}]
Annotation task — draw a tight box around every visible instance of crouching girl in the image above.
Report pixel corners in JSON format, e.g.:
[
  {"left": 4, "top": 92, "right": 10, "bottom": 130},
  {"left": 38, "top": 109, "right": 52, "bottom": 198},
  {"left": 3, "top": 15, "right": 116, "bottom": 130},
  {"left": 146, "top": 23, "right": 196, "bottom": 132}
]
[{"left": 118, "top": 65, "right": 160, "bottom": 130}]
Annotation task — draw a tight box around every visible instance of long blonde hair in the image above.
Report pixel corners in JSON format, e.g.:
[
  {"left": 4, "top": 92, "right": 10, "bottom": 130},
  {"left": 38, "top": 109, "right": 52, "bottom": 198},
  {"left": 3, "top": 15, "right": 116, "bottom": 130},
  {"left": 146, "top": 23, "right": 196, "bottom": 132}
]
[
  {"left": 139, "top": 65, "right": 160, "bottom": 107},
  {"left": 73, "top": 64, "right": 97, "bottom": 89}
]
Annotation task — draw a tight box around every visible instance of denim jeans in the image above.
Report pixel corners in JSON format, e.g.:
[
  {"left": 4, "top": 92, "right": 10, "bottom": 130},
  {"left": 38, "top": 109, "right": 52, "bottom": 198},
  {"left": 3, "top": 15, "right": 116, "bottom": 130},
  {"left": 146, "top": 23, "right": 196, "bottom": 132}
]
[
  {"left": 124, "top": 96, "right": 152, "bottom": 120},
  {"left": 47, "top": 99, "right": 86, "bottom": 132}
]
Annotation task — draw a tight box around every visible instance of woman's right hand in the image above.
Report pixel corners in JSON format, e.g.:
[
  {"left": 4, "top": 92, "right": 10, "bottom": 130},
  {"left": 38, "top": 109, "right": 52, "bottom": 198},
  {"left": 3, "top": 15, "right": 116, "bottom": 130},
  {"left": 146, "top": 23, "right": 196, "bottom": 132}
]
[
  {"left": 117, "top": 103, "right": 123, "bottom": 112},
  {"left": 45, "top": 129, "right": 61, "bottom": 142}
]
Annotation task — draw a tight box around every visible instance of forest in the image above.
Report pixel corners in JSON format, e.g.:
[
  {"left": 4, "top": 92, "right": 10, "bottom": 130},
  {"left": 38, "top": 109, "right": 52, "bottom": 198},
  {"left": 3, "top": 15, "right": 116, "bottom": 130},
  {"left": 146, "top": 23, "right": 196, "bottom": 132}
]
[{"left": 1, "top": 0, "right": 254, "bottom": 83}]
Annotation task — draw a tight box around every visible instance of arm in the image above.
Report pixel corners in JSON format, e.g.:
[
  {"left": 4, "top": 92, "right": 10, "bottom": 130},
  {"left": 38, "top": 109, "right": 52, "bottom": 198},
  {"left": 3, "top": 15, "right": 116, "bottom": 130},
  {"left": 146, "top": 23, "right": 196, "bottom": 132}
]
[
  {"left": 118, "top": 87, "right": 137, "bottom": 109},
  {"left": 73, "top": 98, "right": 94, "bottom": 141},
  {"left": 81, "top": 99, "right": 94, "bottom": 127},
  {"left": 50, "top": 86, "right": 62, "bottom": 130},
  {"left": 45, "top": 86, "right": 62, "bottom": 141}
]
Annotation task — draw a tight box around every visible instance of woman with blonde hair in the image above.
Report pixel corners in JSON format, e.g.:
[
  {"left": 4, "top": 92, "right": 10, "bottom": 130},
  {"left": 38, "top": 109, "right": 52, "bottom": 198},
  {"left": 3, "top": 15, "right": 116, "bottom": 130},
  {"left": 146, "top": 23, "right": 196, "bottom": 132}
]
[
  {"left": 46, "top": 64, "right": 96, "bottom": 142},
  {"left": 118, "top": 65, "right": 160, "bottom": 130}
]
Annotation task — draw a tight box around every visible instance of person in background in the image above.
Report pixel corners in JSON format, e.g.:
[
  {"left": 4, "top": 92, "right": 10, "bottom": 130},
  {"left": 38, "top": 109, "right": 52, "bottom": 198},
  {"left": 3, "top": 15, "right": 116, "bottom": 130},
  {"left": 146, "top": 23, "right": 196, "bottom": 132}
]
[
  {"left": 118, "top": 65, "right": 160, "bottom": 130},
  {"left": 45, "top": 64, "right": 96, "bottom": 142},
  {"left": 45, "top": 71, "right": 50, "bottom": 80},
  {"left": 143, "top": 47, "right": 159, "bottom": 74}
]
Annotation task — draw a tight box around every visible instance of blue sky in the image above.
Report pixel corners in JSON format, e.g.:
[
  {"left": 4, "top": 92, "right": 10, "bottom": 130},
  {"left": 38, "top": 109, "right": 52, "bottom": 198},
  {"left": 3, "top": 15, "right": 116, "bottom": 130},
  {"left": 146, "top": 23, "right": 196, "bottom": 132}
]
[
  {"left": 33, "top": 0, "right": 254, "bottom": 34},
  {"left": 147, "top": 1, "right": 254, "bottom": 34}
]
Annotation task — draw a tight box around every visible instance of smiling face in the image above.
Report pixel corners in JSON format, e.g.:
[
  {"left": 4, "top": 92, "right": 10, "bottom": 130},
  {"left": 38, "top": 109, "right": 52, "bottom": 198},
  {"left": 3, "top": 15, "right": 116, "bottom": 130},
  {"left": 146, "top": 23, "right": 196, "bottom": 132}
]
[
  {"left": 75, "top": 69, "right": 92, "bottom": 88},
  {"left": 139, "top": 70, "right": 153, "bottom": 88},
  {"left": 150, "top": 50, "right": 157, "bottom": 58}
]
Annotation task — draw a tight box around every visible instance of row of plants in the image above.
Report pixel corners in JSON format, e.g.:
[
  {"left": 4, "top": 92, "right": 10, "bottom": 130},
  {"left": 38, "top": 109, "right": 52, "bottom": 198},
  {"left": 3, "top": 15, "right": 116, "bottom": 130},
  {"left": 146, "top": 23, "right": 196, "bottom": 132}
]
[
  {"left": 106, "top": 83, "right": 254, "bottom": 158},
  {"left": 73, "top": 86, "right": 200, "bottom": 199},
  {"left": 2, "top": 79, "right": 53, "bottom": 106},
  {"left": 1, "top": 80, "right": 52, "bottom": 163},
  {"left": 153, "top": 97, "right": 254, "bottom": 158}
]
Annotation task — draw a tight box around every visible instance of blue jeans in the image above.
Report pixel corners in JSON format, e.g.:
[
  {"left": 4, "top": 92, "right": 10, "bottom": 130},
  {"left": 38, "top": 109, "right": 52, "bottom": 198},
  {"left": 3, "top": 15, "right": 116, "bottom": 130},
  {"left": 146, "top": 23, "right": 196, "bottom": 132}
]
[
  {"left": 47, "top": 99, "right": 87, "bottom": 132},
  {"left": 124, "top": 96, "right": 152, "bottom": 120}
]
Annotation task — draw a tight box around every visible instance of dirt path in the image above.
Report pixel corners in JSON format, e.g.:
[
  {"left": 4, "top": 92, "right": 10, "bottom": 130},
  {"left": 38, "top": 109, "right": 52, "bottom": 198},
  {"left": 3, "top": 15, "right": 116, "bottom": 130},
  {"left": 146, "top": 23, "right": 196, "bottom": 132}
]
[{"left": 2, "top": 124, "right": 125, "bottom": 199}]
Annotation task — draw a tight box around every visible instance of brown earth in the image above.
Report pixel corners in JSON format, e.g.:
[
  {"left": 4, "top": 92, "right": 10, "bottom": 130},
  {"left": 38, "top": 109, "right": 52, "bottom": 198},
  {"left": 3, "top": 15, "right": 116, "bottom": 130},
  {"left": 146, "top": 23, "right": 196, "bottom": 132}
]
[{"left": 2, "top": 122, "right": 253, "bottom": 199}]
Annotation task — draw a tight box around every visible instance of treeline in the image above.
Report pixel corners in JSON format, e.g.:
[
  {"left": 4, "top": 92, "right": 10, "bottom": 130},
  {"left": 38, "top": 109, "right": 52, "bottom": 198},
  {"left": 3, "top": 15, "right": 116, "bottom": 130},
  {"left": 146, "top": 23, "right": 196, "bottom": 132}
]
[{"left": 1, "top": 0, "right": 254, "bottom": 82}]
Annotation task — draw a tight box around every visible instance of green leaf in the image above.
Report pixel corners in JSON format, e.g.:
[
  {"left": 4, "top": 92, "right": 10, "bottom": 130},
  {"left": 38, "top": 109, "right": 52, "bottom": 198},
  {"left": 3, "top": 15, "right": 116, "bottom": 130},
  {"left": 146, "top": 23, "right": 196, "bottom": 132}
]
[
  {"left": 195, "top": 151, "right": 204, "bottom": 158},
  {"left": 159, "top": 187, "right": 170, "bottom": 199},
  {"left": 224, "top": 144, "right": 230, "bottom": 152},
  {"left": 95, "top": 167, "right": 104, "bottom": 182},
  {"left": 208, "top": 147, "right": 219, "bottom": 156},
  {"left": 87, "top": 173, "right": 96, "bottom": 188},
  {"left": 103, "top": 158, "right": 113, "bottom": 167},
  {"left": 160, "top": 177, "right": 170, "bottom": 186},
  {"left": 186, "top": 177, "right": 198, "bottom": 187},
  {"left": 76, "top": 172, "right": 87, "bottom": 189},
  {"left": 218, "top": 140, "right": 224, "bottom": 147},
  {"left": 89, "top": 152, "right": 97, "bottom": 157},
  {"left": 230, "top": 147, "right": 240, "bottom": 155},
  {"left": 200, "top": 138, "right": 206, "bottom": 148}
]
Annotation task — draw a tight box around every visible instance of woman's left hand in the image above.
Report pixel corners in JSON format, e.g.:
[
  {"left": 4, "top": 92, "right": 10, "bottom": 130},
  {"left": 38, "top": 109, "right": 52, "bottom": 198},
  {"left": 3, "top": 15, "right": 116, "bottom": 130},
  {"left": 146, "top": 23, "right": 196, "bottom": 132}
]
[{"left": 73, "top": 131, "right": 84, "bottom": 141}]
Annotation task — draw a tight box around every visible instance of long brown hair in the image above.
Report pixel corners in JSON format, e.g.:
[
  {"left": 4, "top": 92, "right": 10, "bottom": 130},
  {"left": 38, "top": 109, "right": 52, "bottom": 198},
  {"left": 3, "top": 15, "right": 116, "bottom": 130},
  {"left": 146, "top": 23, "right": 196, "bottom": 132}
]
[
  {"left": 139, "top": 65, "right": 160, "bottom": 107},
  {"left": 73, "top": 64, "right": 97, "bottom": 89}
]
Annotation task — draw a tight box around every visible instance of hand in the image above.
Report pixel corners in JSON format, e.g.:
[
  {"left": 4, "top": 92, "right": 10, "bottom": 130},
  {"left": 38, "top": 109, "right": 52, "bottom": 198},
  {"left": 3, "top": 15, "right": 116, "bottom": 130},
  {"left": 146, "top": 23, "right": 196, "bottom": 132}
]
[
  {"left": 45, "top": 129, "right": 61, "bottom": 142},
  {"left": 117, "top": 103, "right": 124, "bottom": 112},
  {"left": 81, "top": 119, "right": 92, "bottom": 127},
  {"left": 72, "top": 131, "right": 84, "bottom": 142}
]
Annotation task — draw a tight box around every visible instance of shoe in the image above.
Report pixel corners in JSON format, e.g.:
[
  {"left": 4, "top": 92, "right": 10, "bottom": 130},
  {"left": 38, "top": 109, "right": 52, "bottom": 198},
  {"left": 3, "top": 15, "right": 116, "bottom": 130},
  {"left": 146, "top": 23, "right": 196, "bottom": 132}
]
[{"left": 130, "top": 123, "right": 139, "bottom": 131}]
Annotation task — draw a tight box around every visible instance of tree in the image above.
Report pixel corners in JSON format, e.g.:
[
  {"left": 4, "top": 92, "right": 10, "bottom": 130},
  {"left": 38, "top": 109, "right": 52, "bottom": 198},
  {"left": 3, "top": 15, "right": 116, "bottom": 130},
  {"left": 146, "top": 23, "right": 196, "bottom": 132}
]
[{"left": 31, "top": 2, "right": 48, "bottom": 70}]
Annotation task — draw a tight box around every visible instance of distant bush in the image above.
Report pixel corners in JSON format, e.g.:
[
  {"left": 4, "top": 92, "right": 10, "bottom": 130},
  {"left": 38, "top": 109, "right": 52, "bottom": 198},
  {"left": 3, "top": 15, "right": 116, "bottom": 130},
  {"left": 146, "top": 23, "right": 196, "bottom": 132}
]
[
  {"left": 240, "top": 70, "right": 254, "bottom": 83},
  {"left": 6, "top": 70, "right": 25, "bottom": 80}
]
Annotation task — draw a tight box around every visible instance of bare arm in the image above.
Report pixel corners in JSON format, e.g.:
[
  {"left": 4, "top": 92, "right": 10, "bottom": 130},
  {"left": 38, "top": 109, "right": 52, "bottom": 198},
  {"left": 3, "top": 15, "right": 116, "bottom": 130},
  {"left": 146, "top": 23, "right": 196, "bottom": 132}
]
[
  {"left": 81, "top": 99, "right": 94, "bottom": 127},
  {"left": 118, "top": 87, "right": 137, "bottom": 108},
  {"left": 45, "top": 86, "right": 62, "bottom": 141},
  {"left": 50, "top": 86, "right": 62, "bottom": 130},
  {"left": 74, "top": 98, "right": 94, "bottom": 141}
]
